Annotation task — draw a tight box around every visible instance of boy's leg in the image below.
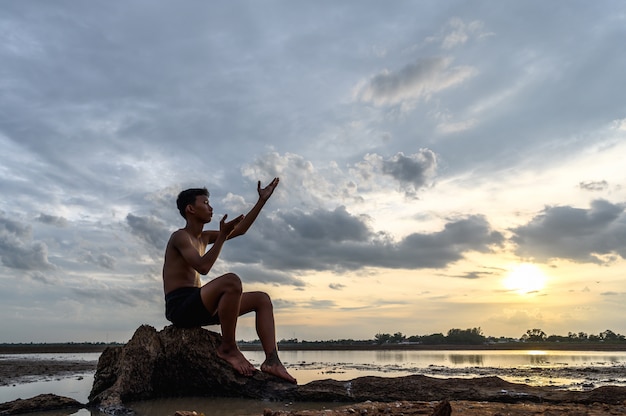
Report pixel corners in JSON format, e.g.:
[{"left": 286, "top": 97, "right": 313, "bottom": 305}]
[
  {"left": 200, "top": 273, "right": 255, "bottom": 376},
  {"left": 239, "top": 291, "right": 297, "bottom": 384}
]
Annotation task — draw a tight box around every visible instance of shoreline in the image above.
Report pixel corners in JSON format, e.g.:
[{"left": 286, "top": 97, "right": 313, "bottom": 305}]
[
  {"left": 255, "top": 342, "right": 626, "bottom": 352},
  {"left": 3, "top": 341, "right": 626, "bottom": 354}
]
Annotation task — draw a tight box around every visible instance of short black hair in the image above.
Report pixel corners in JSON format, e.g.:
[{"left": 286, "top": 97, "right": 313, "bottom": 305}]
[{"left": 176, "top": 188, "right": 209, "bottom": 219}]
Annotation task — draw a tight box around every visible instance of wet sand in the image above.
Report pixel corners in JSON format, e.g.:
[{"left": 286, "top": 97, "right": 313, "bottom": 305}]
[
  {"left": 266, "top": 400, "right": 626, "bottom": 416},
  {"left": 0, "top": 357, "right": 97, "bottom": 386}
]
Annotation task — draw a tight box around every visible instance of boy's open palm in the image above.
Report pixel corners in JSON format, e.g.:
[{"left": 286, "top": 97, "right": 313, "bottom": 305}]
[
  {"left": 258, "top": 177, "right": 279, "bottom": 201},
  {"left": 220, "top": 214, "right": 245, "bottom": 238}
]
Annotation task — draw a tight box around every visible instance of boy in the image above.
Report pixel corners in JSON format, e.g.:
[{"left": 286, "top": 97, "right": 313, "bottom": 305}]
[{"left": 162, "top": 177, "right": 296, "bottom": 384}]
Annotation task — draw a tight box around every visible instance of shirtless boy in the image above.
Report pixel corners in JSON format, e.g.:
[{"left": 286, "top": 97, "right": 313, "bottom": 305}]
[{"left": 162, "top": 177, "right": 296, "bottom": 384}]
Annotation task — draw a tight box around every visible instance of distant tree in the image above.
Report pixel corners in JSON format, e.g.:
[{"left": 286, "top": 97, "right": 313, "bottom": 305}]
[
  {"left": 374, "top": 333, "right": 392, "bottom": 345},
  {"left": 521, "top": 328, "right": 547, "bottom": 342},
  {"left": 419, "top": 333, "right": 446, "bottom": 345},
  {"left": 391, "top": 332, "right": 406, "bottom": 343},
  {"left": 446, "top": 327, "right": 486, "bottom": 344},
  {"left": 600, "top": 329, "right": 620, "bottom": 341},
  {"left": 546, "top": 334, "right": 569, "bottom": 342},
  {"left": 278, "top": 338, "right": 298, "bottom": 344}
]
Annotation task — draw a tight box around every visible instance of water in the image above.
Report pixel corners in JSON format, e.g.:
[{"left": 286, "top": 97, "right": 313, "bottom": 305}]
[{"left": 2, "top": 349, "right": 626, "bottom": 415}]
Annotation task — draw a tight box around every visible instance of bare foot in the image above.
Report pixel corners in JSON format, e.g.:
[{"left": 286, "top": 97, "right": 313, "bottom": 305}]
[
  {"left": 261, "top": 349, "right": 297, "bottom": 384},
  {"left": 216, "top": 344, "right": 256, "bottom": 377}
]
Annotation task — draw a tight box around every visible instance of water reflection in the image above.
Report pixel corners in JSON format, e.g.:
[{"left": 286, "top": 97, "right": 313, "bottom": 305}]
[
  {"left": 374, "top": 351, "right": 408, "bottom": 363},
  {"left": 448, "top": 354, "right": 483, "bottom": 365}
]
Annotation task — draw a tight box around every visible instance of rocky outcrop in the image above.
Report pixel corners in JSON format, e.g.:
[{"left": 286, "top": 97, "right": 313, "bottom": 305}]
[
  {"left": 0, "top": 394, "right": 83, "bottom": 415},
  {"left": 89, "top": 325, "right": 297, "bottom": 412},
  {"left": 88, "top": 325, "right": 626, "bottom": 414}
]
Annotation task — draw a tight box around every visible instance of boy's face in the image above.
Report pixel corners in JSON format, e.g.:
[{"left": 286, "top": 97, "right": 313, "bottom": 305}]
[{"left": 192, "top": 195, "right": 213, "bottom": 222}]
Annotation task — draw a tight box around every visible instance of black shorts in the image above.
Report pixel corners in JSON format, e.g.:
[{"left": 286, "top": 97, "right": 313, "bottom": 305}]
[{"left": 165, "top": 287, "right": 220, "bottom": 328}]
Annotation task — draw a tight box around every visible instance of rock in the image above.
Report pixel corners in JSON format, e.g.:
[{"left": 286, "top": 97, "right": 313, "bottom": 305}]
[
  {"left": 89, "top": 325, "right": 298, "bottom": 413},
  {"left": 0, "top": 393, "right": 83, "bottom": 415},
  {"left": 431, "top": 399, "right": 451, "bottom": 416},
  {"left": 88, "top": 325, "right": 626, "bottom": 414}
]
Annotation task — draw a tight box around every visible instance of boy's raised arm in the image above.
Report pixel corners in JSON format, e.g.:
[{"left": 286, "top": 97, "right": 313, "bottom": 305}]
[{"left": 228, "top": 178, "right": 279, "bottom": 239}]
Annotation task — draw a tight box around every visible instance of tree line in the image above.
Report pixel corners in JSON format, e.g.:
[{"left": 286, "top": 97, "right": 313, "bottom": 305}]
[{"left": 268, "top": 327, "right": 626, "bottom": 346}]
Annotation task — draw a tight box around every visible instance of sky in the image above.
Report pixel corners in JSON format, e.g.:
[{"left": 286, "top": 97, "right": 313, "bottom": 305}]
[{"left": 1, "top": 1, "right": 625, "bottom": 343}]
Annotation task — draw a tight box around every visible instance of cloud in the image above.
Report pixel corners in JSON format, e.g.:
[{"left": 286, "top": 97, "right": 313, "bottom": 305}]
[
  {"left": 356, "top": 56, "right": 476, "bottom": 106},
  {"left": 73, "top": 281, "right": 161, "bottom": 308},
  {"left": 352, "top": 150, "right": 438, "bottom": 196},
  {"left": 452, "top": 270, "right": 496, "bottom": 280},
  {"left": 0, "top": 215, "right": 54, "bottom": 271},
  {"left": 280, "top": 206, "right": 370, "bottom": 242},
  {"left": 36, "top": 214, "right": 68, "bottom": 227},
  {"left": 229, "top": 264, "right": 306, "bottom": 287},
  {"left": 29, "top": 272, "right": 58, "bottom": 285},
  {"left": 81, "top": 252, "right": 116, "bottom": 270},
  {"left": 381, "top": 151, "right": 437, "bottom": 192},
  {"left": 511, "top": 199, "right": 626, "bottom": 264},
  {"left": 579, "top": 180, "right": 609, "bottom": 192},
  {"left": 329, "top": 283, "right": 346, "bottom": 290},
  {"left": 126, "top": 214, "right": 170, "bottom": 251},
  {"left": 439, "top": 18, "right": 491, "bottom": 49},
  {"left": 301, "top": 298, "right": 338, "bottom": 309},
  {"left": 226, "top": 208, "right": 503, "bottom": 272}
]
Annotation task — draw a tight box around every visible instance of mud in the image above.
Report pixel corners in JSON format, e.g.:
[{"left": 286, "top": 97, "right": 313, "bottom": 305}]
[{"left": 0, "top": 357, "right": 97, "bottom": 386}]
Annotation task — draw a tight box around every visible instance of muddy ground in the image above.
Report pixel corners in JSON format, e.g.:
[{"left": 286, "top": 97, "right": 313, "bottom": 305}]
[
  {"left": 0, "top": 357, "right": 97, "bottom": 386},
  {"left": 2, "top": 351, "right": 626, "bottom": 415}
]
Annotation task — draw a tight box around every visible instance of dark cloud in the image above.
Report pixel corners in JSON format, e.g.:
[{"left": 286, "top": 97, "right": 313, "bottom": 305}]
[
  {"left": 0, "top": 215, "right": 54, "bottom": 271},
  {"left": 329, "top": 283, "right": 346, "bottom": 290},
  {"left": 279, "top": 206, "right": 370, "bottom": 242},
  {"left": 224, "top": 208, "right": 503, "bottom": 272},
  {"left": 126, "top": 214, "right": 170, "bottom": 251},
  {"left": 381, "top": 150, "right": 437, "bottom": 191},
  {"left": 511, "top": 199, "right": 626, "bottom": 264},
  {"left": 352, "top": 150, "right": 438, "bottom": 196},
  {"left": 37, "top": 213, "right": 68, "bottom": 227}
]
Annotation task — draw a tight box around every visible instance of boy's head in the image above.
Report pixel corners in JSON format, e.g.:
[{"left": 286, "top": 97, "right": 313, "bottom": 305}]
[{"left": 176, "top": 187, "right": 209, "bottom": 219}]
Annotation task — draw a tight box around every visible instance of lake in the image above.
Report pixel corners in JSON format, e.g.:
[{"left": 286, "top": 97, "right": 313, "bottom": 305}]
[{"left": 2, "top": 349, "right": 626, "bottom": 415}]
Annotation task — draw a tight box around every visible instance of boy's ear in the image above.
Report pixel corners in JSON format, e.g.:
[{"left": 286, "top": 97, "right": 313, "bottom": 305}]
[{"left": 185, "top": 204, "right": 195, "bottom": 216}]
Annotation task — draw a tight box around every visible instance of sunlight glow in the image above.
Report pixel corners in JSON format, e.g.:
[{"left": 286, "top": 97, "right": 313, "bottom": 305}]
[{"left": 503, "top": 263, "right": 547, "bottom": 295}]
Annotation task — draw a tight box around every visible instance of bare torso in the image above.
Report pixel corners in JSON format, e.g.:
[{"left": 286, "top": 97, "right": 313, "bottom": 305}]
[{"left": 162, "top": 229, "right": 206, "bottom": 294}]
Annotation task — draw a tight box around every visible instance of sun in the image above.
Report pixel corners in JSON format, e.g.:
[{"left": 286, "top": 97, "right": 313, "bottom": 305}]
[{"left": 503, "top": 263, "right": 547, "bottom": 295}]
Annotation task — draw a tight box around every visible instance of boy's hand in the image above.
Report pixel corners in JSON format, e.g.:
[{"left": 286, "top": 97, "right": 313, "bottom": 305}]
[
  {"left": 258, "top": 177, "right": 280, "bottom": 201},
  {"left": 219, "top": 214, "right": 245, "bottom": 238}
]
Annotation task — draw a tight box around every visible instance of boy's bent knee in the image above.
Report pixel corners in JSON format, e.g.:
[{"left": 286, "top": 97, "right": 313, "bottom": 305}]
[
  {"left": 222, "top": 273, "right": 242, "bottom": 291},
  {"left": 218, "top": 273, "right": 242, "bottom": 292},
  {"left": 256, "top": 291, "right": 273, "bottom": 309}
]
